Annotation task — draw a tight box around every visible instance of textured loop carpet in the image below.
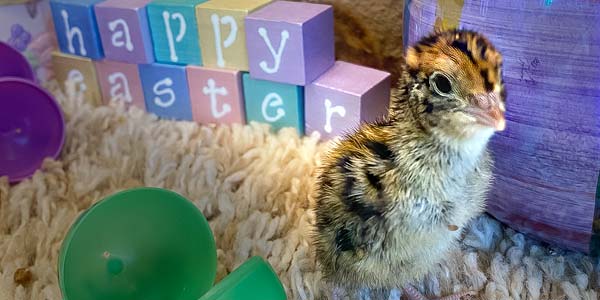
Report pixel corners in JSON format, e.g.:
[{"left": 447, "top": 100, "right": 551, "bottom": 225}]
[{"left": 0, "top": 82, "right": 599, "bottom": 300}]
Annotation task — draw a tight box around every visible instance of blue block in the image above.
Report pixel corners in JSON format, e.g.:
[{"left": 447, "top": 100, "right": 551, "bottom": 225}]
[
  {"left": 50, "top": 0, "right": 104, "bottom": 59},
  {"left": 242, "top": 73, "right": 304, "bottom": 134},
  {"left": 139, "top": 63, "right": 193, "bottom": 121},
  {"left": 147, "top": 0, "right": 208, "bottom": 65}
]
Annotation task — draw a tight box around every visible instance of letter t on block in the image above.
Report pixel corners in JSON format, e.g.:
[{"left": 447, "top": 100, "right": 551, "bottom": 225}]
[
  {"left": 245, "top": 1, "right": 334, "bottom": 85},
  {"left": 305, "top": 61, "right": 391, "bottom": 140}
]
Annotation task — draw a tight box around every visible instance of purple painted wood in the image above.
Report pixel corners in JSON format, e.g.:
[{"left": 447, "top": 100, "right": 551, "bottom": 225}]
[
  {"left": 405, "top": 0, "right": 600, "bottom": 253},
  {"left": 245, "top": 1, "right": 334, "bottom": 86}
]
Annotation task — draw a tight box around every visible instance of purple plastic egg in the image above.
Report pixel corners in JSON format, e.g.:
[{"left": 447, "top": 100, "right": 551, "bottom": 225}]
[
  {"left": 0, "top": 78, "right": 65, "bottom": 183},
  {"left": 404, "top": 0, "right": 600, "bottom": 254},
  {"left": 0, "top": 41, "right": 35, "bottom": 82}
]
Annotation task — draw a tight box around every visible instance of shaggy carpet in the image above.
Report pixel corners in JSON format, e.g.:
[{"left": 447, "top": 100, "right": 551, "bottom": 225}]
[{"left": 1, "top": 81, "right": 599, "bottom": 300}]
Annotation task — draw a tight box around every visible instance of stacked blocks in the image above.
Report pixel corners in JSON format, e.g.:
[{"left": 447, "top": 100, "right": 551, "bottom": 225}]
[
  {"left": 196, "top": 0, "right": 272, "bottom": 70},
  {"left": 245, "top": 1, "right": 334, "bottom": 85},
  {"left": 51, "top": 52, "right": 102, "bottom": 105},
  {"left": 305, "top": 61, "right": 391, "bottom": 140},
  {"left": 94, "top": 60, "right": 146, "bottom": 109},
  {"left": 94, "top": 0, "right": 155, "bottom": 63},
  {"left": 187, "top": 66, "right": 245, "bottom": 124},
  {"left": 147, "top": 0, "right": 209, "bottom": 65},
  {"left": 50, "top": 0, "right": 105, "bottom": 59},
  {"left": 49, "top": 0, "right": 391, "bottom": 140}
]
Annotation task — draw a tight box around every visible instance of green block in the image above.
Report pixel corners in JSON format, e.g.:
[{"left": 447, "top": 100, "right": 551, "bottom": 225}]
[
  {"left": 147, "top": 0, "right": 208, "bottom": 65},
  {"left": 242, "top": 73, "right": 304, "bottom": 134}
]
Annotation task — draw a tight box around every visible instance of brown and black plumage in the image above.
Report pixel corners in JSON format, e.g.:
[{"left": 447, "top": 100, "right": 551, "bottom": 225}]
[{"left": 312, "top": 29, "right": 506, "bottom": 299}]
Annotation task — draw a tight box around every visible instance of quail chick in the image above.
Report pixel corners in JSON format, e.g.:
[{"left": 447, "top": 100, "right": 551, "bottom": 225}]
[{"left": 312, "top": 29, "right": 506, "bottom": 300}]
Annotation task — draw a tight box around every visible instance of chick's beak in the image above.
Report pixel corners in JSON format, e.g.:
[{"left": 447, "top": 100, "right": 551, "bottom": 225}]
[{"left": 465, "top": 92, "right": 506, "bottom": 131}]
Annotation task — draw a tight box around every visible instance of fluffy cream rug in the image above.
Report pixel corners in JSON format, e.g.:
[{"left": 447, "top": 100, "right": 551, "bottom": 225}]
[{"left": 0, "top": 81, "right": 599, "bottom": 300}]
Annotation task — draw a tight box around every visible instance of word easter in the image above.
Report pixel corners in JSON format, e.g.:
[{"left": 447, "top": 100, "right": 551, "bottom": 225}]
[{"left": 50, "top": 0, "right": 391, "bottom": 139}]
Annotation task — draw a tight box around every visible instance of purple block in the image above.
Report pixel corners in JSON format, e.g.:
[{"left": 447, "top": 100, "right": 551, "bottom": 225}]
[
  {"left": 245, "top": 1, "right": 334, "bottom": 86},
  {"left": 305, "top": 61, "right": 391, "bottom": 140},
  {"left": 94, "top": 0, "right": 154, "bottom": 63}
]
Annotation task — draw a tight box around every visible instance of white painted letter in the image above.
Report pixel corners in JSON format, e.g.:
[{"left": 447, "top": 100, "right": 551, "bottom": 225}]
[
  {"left": 153, "top": 78, "right": 175, "bottom": 108},
  {"left": 61, "top": 10, "right": 86, "bottom": 55},
  {"left": 261, "top": 92, "right": 286, "bottom": 122},
  {"left": 257, "top": 27, "right": 289, "bottom": 74},
  {"left": 163, "top": 11, "right": 186, "bottom": 62},
  {"left": 324, "top": 99, "right": 346, "bottom": 133},
  {"left": 108, "top": 19, "right": 134, "bottom": 51},
  {"left": 67, "top": 69, "right": 87, "bottom": 92},
  {"left": 107, "top": 72, "right": 132, "bottom": 103},
  {"left": 210, "top": 14, "right": 238, "bottom": 67},
  {"left": 203, "top": 79, "right": 231, "bottom": 118}
]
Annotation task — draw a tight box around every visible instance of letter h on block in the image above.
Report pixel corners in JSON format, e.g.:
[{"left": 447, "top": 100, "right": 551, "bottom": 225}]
[
  {"left": 245, "top": 1, "right": 334, "bottom": 85},
  {"left": 49, "top": 0, "right": 104, "bottom": 59},
  {"left": 94, "top": 0, "right": 155, "bottom": 63},
  {"left": 305, "top": 61, "right": 391, "bottom": 140}
]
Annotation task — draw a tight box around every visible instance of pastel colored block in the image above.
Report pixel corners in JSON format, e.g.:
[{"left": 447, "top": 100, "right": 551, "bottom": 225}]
[
  {"left": 139, "top": 63, "right": 193, "bottom": 121},
  {"left": 49, "top": 0, "right": 104, "bottom": 59},
  {"left": 245, "top": 1, "right": 334, "bottom": 85},
  {"left": 94, "top": 0, "right": 155, "bottom": 63},
  {"left": 51, "top": 51, "right": 101, "bottom": 106},
  {"left": 305, "top": 61, "right": 391, "bottom": 140},
  {"left": 242, "top": 73, "right": 303, "bottom": 134},
  {"left": 187, "top": 66, "right": 245, "bottom": 125},
  {"left": 147, "top": 0, "right": 209, "bottom": 65},
  {"left": 95, "top": 60, "right": 146, "bottom": 110},
  {"left": 196, "top": 0, "right": 273, "bottom": 71}
]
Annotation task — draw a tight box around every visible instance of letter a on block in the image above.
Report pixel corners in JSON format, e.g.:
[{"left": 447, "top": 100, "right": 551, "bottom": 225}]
[
  {"left": 153, "top": 77, "right": 176, "bottom": 108},
  {"left": 210, "top": 14, "right": 238, "bottom": 68},
  {"left": 324, "top": 99, "right": 346, "bottom": 133},
  {"left": 257, "top": 27, "right": 289, "bottom": 74},
  {"left": 261, "top": 92, "right": 286, "bottom": 122},
  {"left": 108, "top": 72, "right": 132, "bottom": 103},
  {"left": 163, "top": 11, "right": 186, "bottom": 63},
  {"left": 203, "top": 79, "right": 232, "bottom": 118},
  {"left": 109, "top": 19, "right": 134, "bottom": 51},
  {"left": 61, "top": 10, "right": 87, "bottom": 56}
]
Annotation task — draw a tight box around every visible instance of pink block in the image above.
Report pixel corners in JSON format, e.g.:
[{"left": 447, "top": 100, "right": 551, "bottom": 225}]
[
  {"left": 305, "top": 61, "right": 391, "bottom": 140},
  {"left": 95, "top": 60, "right": 146, "bottom": 110},
  {"left": 186, "top": 66, "right": 246, "bottom": 125},
  {"left": 94, "top": 0, "right": 155, "bottom": 63}
]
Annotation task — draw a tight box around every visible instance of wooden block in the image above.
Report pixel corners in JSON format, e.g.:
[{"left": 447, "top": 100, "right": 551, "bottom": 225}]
[
  {"left": 196, "top": 0, "right": 272, "bottom": 71},
  {"left": 186, "top": 66, "right": 245, "bottom": 125},
  {"left": 138, "top": 63, "right": 193, "bottom": 121},
  {"left": 94, "top": 0, "right": 155, "bottom": 63},
  {"left": 242, "top": 73, "right": 303, "bottom": 134},
  {"left": 49, "top": 0, "right": 105, "bottom": 59},
  {"left": 147, "top": 0, "right": 209, "bottom": 65},
  {"left": 305, "top": 61, "right": 391, "bottom": 140},
  {"left": 94, "top": 60, "right": 146, "bottom": 110},
  {"left": 245, "top": 1, "right": 334, "bottom": 85},
  {"left": 51, "top": 51, "right": 101, "bottom": 106}
]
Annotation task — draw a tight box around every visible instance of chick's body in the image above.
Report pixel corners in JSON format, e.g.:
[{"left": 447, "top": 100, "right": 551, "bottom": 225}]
[{"left": 313, "top": 29, "right": 506, "bottom": 297}]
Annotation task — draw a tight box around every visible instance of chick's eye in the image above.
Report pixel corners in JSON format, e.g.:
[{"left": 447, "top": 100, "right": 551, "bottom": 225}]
[{"left": 431, "top": 74, "right": 452, "bottom": 95}]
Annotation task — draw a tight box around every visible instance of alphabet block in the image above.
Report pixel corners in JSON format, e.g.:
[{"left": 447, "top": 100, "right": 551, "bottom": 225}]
[
  {"left": 94, "top": 0, "right": 155, "bottom": 63},
  {"left": 147, "top": 0, "right": 209, "bottom": 65},
  {"left": 245, "top": 1, "right": 334, "bottom": 85},
  {"left": 186, "top": 66, "right": 245, "bottom": 125},
  {"left": 95, "top": 60, "right": 146, "bottom": 110},
  {"left": 51, "top": 51, "right": 102, "bottom": 106},
  {"left": 305, "top": 61, "right": 391, "bottom": 140},
  {"left": 242, "top": 73, "right": 303, "bottom": 134},
  {"left": 139, "top": 63, "right": 193, "bottom": 121},
  {"left": 49, "top": 0, "right": 104, "bottom": 59},
  {"left": 196, "top": 0, "right": 272, "bottom": 71}
]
